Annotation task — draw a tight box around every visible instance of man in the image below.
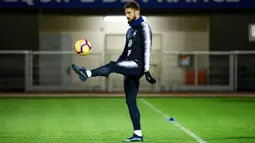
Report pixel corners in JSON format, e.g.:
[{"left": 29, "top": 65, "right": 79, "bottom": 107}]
[{"left": 71, "top": 1, "right": 156, "bottom": 142}]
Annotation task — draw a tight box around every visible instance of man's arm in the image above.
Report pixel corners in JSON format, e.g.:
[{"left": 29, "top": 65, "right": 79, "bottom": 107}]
[
  {"left": 116, "top": 32, "right": 129, "bottom": 62},
  {"left": 116, "top": 41, "right": 128, "bottom": 62},
  {"left": 141, "top": 23, "right": 152, "bottom": 72},
  {"left": 141, "top": 23, "right": 156, "bottom": 84}
]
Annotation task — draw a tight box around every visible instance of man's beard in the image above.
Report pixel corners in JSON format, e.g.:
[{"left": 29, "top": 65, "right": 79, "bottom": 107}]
[{"left": 128, "top": 16, "right": 137, "bottom": 25}]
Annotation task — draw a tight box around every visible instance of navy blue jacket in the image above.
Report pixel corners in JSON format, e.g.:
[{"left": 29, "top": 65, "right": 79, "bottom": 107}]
[{"left": 116, "top": 16, "right": 152, "bottom": 72}]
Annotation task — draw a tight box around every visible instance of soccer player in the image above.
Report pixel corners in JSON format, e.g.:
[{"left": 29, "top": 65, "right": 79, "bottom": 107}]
[{"left": 71, "top": 1, "right": 155, "bottom": 142}]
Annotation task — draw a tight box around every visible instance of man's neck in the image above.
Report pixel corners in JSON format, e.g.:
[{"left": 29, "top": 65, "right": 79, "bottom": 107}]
[
  {"left": 129, "top": 16, "right": 144, "bottom": 28},
  {"left": 135, "top": 16, "right": 140, "bottom": 21}
]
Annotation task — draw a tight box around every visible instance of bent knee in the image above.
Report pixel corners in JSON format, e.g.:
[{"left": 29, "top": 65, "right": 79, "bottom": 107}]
[
  {"left": 108, "top": 61, "right": 116, "bottom": 65},
  {"left": 106, "top": 61, "right": 117, "bottom": 68}
]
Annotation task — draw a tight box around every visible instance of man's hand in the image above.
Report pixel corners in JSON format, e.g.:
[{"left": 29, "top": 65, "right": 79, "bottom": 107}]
[{"left": 144, "top": 71, "right": 156, "bottom": 84}]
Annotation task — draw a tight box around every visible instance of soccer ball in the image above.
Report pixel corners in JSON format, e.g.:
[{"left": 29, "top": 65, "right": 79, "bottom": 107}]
[{"left": 74, "top": 39, "right": 92, "bottom": 56}]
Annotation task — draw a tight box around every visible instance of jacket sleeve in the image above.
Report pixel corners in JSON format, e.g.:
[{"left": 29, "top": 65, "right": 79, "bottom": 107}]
[
  {"left": 140, "top": 23, "right": 152, "bottom": 72},
  {"left": 116, "top": 31, "right": 129, "bottom": 62},
  {"left": 116, "top": 39, "right": 128, "bottom": 62}
]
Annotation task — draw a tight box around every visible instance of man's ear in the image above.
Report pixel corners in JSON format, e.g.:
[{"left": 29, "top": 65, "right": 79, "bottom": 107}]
[{"left": 135, "top": 10, "right": 139, "bottom": 16}]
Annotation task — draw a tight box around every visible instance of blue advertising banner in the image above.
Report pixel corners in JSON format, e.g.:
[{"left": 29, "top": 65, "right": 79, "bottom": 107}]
[{"left": 0, "top": 0, "right": 255, "bottom": 9}]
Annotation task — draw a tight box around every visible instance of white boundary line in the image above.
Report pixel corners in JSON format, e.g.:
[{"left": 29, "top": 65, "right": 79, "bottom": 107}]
[{"left": 140, "top": 99, "right": 207, "bottom": 143}]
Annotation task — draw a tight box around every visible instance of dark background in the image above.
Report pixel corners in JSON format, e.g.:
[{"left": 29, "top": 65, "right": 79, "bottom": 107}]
[{"left": 1, "top": 9, "right": 255, "bottom": 92}]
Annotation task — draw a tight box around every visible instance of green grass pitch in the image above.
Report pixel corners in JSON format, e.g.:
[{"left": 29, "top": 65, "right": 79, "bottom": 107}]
[{"left": 0, "top": 95, "right": 255, "bottom": 143}]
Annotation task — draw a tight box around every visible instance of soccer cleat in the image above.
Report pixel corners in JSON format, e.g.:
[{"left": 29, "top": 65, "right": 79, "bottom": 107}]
[
  {"left": 71, "top": 64, "right": 89, "bottom": 82},
  {"left": 122, "top": 134, "right": 143, "bottom": 142}
]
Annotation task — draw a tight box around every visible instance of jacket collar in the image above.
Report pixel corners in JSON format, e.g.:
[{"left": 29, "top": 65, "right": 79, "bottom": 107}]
[{"left": 128, "top": 16, "right": 144, "bottom": 28}]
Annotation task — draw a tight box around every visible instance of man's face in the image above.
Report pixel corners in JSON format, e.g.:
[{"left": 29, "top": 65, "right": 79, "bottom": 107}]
[{"left": 125, "top": 8, "right": 137, "bottom": 23}]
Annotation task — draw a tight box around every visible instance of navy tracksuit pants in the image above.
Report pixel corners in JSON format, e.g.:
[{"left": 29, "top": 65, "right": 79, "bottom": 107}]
[{"left": 91, "top": 60, "right": 143, "bottom": 130}]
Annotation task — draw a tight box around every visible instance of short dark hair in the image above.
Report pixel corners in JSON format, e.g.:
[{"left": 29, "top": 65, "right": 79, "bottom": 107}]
[{"left": 124, "top": 1, "right": 140, "bottom": 11}]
